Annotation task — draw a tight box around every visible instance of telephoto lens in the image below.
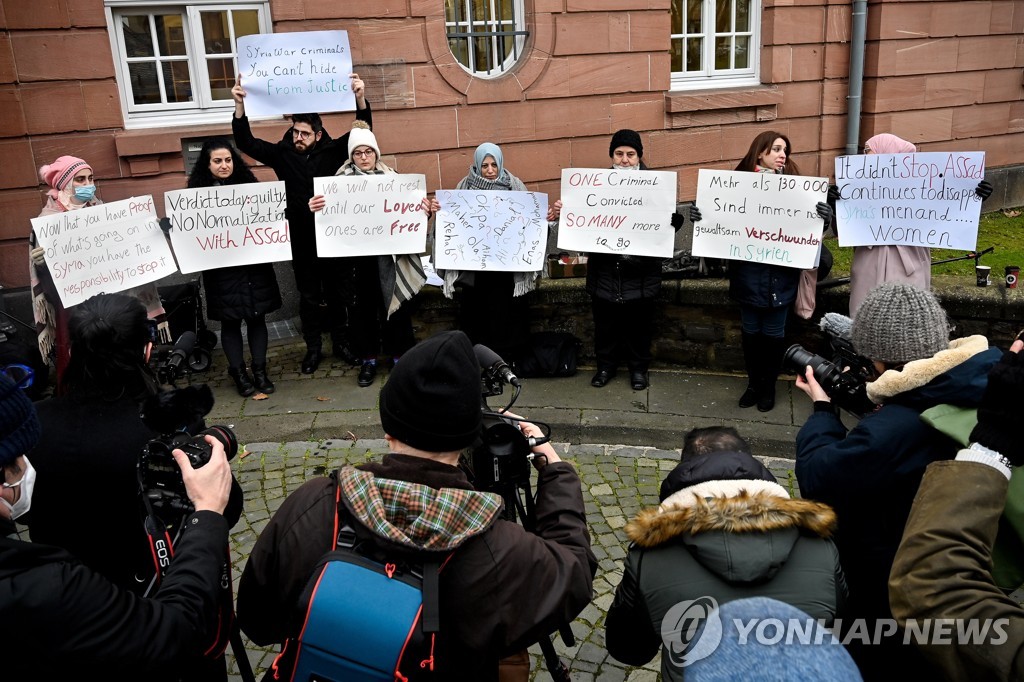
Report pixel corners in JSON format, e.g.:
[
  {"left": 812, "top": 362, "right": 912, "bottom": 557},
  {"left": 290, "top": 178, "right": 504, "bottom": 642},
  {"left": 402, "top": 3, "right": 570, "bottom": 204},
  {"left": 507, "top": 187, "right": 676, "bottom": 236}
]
[{"left": 783, "top": 345, "right": 845, "bottom": 391}]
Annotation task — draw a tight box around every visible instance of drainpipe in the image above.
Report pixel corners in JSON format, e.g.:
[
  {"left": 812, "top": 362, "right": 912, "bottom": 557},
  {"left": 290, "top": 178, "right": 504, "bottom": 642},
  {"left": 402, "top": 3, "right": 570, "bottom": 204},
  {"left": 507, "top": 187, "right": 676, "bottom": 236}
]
[{"left": 846, "top": 0, "right": 869, "bottom": 154}]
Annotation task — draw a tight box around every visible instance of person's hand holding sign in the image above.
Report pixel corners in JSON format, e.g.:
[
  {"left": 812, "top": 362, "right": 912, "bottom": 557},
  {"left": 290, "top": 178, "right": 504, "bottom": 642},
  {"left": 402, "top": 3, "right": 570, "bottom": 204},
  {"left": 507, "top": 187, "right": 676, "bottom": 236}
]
[{"left": 351, "top": 73, "right": 366, "bottom": 109}]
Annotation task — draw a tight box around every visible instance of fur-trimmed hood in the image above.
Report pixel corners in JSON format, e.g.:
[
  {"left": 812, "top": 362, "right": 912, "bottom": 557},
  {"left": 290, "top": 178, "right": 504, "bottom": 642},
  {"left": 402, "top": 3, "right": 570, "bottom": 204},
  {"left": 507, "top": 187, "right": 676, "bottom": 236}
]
[
  {"left": 626, "top": 479, "right": 837, "bottom": 584},
  {"left": 867, "top": 335, "right": 999, "bottom": 406}
]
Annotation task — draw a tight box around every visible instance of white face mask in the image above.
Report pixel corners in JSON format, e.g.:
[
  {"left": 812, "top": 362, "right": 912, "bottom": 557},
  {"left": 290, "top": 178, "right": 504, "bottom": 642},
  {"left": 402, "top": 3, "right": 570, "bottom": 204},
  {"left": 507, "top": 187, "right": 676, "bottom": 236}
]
[{"left": 2, "top": 456, "right": 36, "bottom": 520}]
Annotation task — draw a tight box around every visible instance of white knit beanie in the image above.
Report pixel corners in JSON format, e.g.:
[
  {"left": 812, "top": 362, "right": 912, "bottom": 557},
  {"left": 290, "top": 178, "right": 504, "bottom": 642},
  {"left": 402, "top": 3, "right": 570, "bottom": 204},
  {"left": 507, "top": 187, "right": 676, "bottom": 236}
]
[{"left": 347, "top": 121, "right": 380, "bottom": 161}]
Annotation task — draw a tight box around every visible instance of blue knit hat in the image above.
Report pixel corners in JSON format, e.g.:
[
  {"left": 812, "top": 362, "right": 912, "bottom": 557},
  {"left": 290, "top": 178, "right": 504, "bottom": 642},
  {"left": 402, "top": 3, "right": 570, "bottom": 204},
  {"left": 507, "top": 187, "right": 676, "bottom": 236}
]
[{"left": 0, "top": 372, "right": 40, "bottom": 466}]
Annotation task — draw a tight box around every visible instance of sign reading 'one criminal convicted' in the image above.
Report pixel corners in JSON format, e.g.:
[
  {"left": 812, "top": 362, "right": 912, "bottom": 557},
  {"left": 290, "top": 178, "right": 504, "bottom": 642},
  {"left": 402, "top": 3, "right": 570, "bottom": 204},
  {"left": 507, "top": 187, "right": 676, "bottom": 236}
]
[
  {"left": 313, "top": 174, "right": 428, "bottom": 257},
  {"left": 31, "top": 196, "right": 177, "bottom": 308},
  {"left": 434, "top": 190, "right": 548, "bottom": 272},
  {"left": 236, "top": 30, "right": 355, "bottom": 117},
  {"left": 691, "top": 169, "right": 828, "bottom": 269},
  {"left": 164, "top": 182, "right": 290, "bottom": 274},
  {"left": 834, "top": 151, "right": 986, "bottom": 250},
  {"left": 557, "top": 168, "right": 677, "bottom": 258}
]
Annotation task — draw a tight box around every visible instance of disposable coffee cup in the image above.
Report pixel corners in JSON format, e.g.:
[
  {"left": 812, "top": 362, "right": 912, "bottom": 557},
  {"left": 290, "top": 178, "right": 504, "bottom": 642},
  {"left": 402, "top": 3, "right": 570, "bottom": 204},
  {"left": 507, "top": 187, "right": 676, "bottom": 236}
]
[
  {"left": 1006, "top": 266, "right": 1019, "bottom": 289},
  {"left": 976, "top": 265, "right": 991, "bottom": 287}
]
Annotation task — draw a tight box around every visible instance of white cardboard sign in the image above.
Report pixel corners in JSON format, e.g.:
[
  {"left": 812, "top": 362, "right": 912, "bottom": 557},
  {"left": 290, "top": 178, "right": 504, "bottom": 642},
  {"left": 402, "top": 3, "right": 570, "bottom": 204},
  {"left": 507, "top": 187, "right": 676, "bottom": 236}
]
[
  {"left": 313, "top": 174, "right": 428, "bottom": 257},
  {"left": 434, "top": 190, "right": 548, "bottom": 272},
  {"left": 557, "top": 168, "right": 677, "bottom": 257},
  {"left": 834, "top": 151, "right": 986, "bottom": 250},
  {"left": 164, "top": 182, "right": 290, "bottom": 274},
  {"left": 236, "top": 30, "right": 355, "bottom": 116},
  {"left": 31, "top": 196, "right": 177, "bottom": 308},
  {"left": 691, "top": 169, "right": 827, "bottom": 269}
]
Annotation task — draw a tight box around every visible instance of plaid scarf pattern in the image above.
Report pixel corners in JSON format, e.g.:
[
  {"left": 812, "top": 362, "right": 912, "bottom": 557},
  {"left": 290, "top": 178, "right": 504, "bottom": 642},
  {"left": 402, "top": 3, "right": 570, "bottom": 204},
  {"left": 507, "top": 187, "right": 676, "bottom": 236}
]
[{"left": 339, "top": 465, "right": 503, "bottom": 551}]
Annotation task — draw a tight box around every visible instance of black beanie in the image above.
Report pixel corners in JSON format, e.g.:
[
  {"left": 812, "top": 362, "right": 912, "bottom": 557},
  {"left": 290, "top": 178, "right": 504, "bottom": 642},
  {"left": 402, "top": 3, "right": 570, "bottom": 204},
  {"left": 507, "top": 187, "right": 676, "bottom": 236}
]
[
  {"left": 379, "top": 331, "right": 482, "bottom": 452},
  {"left": 0, "top": 373, "right": 40, "bottom": 466},
  {"left": 609, "top": 129, "right": 643, "bottom": 158}
]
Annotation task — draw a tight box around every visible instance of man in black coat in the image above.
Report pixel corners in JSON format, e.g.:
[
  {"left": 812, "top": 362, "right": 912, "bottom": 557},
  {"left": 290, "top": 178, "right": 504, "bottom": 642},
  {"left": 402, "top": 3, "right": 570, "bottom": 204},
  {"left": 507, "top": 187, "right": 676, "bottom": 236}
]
[{"left": 231, "top": 74, "right": 372, "bottom": 373}]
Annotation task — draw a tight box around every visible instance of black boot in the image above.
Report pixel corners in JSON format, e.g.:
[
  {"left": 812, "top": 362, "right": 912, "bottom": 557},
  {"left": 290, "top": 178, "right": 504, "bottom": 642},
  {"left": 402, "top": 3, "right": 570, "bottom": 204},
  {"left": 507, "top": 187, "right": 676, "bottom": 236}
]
[
  {"left": 251, "top": 363, "right": 275, "bottom": 394},
  {"left": 301, "top": 346, "right": 323, "bottom": 374},
  {"left": 757, "top": 336, "right": 787, "bottom": 412},
  {"left": 738, "top": 332, "right": 760, "bottom": 408},
  {"left": 228, "top": 365, "right": 256, "bottom": 397}
]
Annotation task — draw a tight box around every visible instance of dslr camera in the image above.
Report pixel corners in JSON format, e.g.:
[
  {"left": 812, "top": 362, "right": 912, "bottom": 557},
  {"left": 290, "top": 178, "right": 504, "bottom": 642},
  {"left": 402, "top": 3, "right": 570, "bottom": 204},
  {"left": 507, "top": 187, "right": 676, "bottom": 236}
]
[
  {"left": 783, "top": 313, "right": 876, "bottom": 416},
  {"left": 138, "top": 384, "right": 238, "bottom": 518}
]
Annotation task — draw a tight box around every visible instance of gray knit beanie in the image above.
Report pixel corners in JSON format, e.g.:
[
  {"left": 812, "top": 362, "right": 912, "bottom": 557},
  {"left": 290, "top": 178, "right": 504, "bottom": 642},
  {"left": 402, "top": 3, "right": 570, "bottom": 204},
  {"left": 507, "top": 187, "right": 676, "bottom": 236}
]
[{"left": 851, "top": 282, "right": 950, "bottom": 364}]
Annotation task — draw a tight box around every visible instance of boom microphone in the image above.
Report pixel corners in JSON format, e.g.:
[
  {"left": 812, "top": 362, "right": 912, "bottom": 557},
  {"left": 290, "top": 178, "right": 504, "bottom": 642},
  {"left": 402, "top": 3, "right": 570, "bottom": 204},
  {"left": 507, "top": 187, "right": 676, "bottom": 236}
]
[
  {"left": 165, "top": 331, "right": 197, "bottom": 379},
  {"left": 473, "top": 344, "right": 520, "bottom": 388},
  {"left": 819, "top": 312, "right": 853, "bottom": 341}
]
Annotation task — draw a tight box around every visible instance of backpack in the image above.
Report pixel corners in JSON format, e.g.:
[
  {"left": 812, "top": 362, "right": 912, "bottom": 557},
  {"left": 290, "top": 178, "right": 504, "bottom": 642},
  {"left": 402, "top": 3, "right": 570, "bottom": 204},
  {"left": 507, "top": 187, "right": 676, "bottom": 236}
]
[
  {"left": 272, "top": 482, "right": 453, "bottom": 682},
  {"left": 516, "top": 332, "right": 581, "bottom": 378}
]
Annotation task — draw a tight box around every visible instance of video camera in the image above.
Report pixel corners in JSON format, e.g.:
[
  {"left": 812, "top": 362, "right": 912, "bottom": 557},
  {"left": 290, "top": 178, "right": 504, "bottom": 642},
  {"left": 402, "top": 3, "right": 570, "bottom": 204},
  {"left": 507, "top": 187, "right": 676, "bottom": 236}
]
[
  {"left": 149, "top": 331, "right": 197, "bottom": 386},
  {"left": 783, "top": 312, "right": 876, "bottom": 416},
  {"left": 138, "top": 384, "right": 239, "bottom": 519}
]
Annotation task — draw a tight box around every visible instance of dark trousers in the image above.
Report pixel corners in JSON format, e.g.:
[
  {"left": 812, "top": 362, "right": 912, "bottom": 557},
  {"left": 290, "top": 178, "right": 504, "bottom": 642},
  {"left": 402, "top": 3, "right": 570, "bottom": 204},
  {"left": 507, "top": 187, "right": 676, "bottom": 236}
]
[
  {"left": 591, "top": 297, "right": 655, "bottom": 372},
  {"left": 291, "top": 249, "right": 352, "bottom": 350},
  {"left": 350, "top": 257, "right": 415, "bottom": 360},
  {"left": 458, "top": 271, "right": 528, "bottom": 362}
]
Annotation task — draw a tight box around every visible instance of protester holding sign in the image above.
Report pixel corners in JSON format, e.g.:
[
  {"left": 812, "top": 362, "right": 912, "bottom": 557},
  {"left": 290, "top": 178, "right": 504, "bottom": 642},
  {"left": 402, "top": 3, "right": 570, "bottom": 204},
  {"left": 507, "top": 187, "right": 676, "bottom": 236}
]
[
  {"left": 431, "top": 143, "right": 560, "bottom": 366},
  {"left": 186, "top": 139, "right": 282, "bottom": 396},
  {"left": 28, "top": 155, "right": 170, "bottom": 394},
  {"left": 845, "top": 133, "right": 994, "bottom": 315},
  {"left": 694, "top": 132, "right": 832, "bottom": 412},
  {"left": 231, "top": 73, "right": 370, "bottom": 375},
  {"left": 309, "top": 122, "right": 429, "bottom": 388},
  {"left": 587, "top": 130, "right": 685, "bottom": 392}
]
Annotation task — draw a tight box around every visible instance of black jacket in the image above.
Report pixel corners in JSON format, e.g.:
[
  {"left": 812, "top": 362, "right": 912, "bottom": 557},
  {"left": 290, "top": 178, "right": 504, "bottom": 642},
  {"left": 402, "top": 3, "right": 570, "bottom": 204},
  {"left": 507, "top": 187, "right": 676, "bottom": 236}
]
[
  {"left": 1, "top": 510, "right": 229, "bottom": 681},
  {"left": 231, "top": 104, "right": 372, "bottom": 255}
]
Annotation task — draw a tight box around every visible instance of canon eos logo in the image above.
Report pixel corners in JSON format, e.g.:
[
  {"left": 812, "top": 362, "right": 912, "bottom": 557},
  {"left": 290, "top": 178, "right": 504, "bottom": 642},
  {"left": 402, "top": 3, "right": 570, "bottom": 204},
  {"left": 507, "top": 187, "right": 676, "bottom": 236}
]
[
  {"left": 660, "top": 596, "right": 722, "bottom": 668},
  {"left": 154, "top": 539, "right": 171, "bottom": 568}
]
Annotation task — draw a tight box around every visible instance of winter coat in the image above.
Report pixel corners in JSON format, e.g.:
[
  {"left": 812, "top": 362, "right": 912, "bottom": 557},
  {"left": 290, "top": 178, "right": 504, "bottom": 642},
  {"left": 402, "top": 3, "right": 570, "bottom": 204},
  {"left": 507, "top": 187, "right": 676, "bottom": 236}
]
[
  {"left": 586, "top": 162, "right": 665, "bottom": 304},
  {"left": 795, "top": 335, "right": 1002, "bottom": 623},
  {"left": 606, "top": 451, "right": 845, "bottom": 681},
  {"left": 890, "top": 460, "right": 1024, "bottom": 682},
  {"left": 849, "top": 245, "right": 931, "bottom": 316},
  {"left": 0, "top": 510, "right": 229, "bottom": 681},
  {"left": 237, "top": 453, "right": 596, "bottom": 681},
  {"left": 28, "top": 393, "right": 244, "bottom": 592},
  {"left": 231, "top": 104, "right": 372, "bottom": 256}
]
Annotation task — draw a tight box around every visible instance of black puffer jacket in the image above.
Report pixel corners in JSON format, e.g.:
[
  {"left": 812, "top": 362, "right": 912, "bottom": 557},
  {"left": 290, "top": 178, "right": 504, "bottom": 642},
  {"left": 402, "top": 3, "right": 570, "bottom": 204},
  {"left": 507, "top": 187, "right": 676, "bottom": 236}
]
[{"left": 202, "top": 263, "right": 281, "bottom": 321}]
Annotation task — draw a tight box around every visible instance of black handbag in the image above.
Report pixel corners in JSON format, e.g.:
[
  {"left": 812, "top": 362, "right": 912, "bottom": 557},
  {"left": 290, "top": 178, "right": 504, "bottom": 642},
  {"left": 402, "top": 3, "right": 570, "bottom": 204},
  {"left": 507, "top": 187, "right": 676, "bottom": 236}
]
[{"left": 516, "top": 332, "right": 581, "bottom": 378}]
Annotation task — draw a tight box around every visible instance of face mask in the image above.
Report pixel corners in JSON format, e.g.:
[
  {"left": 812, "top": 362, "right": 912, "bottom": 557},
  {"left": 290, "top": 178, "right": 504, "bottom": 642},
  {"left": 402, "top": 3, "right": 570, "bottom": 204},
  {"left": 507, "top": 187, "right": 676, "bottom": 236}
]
[
  {"left": 2, "top": 456, "right": 36, "bottom": 520},
  {"left": 73, "top": 185, "right": 97, "bottom": 203}
]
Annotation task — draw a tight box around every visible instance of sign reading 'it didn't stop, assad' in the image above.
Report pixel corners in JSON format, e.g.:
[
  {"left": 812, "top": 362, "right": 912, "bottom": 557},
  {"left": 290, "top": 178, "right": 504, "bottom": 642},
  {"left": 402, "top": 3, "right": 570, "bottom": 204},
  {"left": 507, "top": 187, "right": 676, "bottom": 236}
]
[{"left": 557, "top": 168, "right": 677, "bottom": 258}]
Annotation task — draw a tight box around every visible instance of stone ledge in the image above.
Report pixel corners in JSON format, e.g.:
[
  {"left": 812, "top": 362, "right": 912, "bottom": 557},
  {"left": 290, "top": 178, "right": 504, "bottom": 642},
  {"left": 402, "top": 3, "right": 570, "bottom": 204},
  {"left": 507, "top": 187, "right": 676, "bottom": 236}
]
[{"left": 665, "top": 85, "right": 784, "bottom": 113}]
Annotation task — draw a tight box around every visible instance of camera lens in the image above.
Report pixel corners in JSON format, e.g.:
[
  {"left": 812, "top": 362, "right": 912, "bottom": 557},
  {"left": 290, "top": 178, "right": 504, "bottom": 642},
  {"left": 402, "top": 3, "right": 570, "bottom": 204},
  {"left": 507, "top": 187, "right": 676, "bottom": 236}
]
[
  {"left": 198, "top": 425, "right": 238, "bottom": 461},
  {"left": 783, "top": 345, "right": 843, "bottom": 391}
]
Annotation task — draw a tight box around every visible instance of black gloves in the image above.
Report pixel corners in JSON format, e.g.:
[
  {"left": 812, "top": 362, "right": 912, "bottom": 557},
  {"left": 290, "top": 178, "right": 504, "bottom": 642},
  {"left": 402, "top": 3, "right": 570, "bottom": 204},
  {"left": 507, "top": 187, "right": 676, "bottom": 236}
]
[
  {"left": 976, "top": 180, "right": 993, "bottom": 200},
  {"left": 158, "top": 217, "right": 172, "bottom": 234},
  {"left": 671, "top": 212, "right": 684, "bottom": 231},
  {"left": 689, "top": 205, "right": 702, "bottom": 223},
  {"left": 815, "top": 202, "right": 833, "bottom": 223},
  {"left": 969, "top": 345, "right": 1024, "bottom": 465},
  {"left": 827, "top": 184, "right": 841, "bottom": 203}
]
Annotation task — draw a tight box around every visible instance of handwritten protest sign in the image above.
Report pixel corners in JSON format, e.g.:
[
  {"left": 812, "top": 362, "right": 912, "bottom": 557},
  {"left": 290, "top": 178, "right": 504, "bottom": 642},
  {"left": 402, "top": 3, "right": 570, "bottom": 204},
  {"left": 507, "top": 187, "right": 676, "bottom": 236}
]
[
  {"left": 313, "top": 174, "right": 427, "bottom": 257},
  {"left": 691, "top": 169, "right": 827, "bottom": 269},
  {"left": 31, "top": 196, "right": 177, "bottom": 308},
  {"left": 834, "top": 151, "right": 985, "bottom": 250},
  {"left": 556, "top": 168, "right": 677, "bottom": 257},
  {"left": 434, "top": 190, "right": 548, "bottom": 272},
  {"left": 236, "top": 30, "right": 354, "bottom": 117},
  {"left": 164, "top": 182, "right": 290, "bottom": 274}
]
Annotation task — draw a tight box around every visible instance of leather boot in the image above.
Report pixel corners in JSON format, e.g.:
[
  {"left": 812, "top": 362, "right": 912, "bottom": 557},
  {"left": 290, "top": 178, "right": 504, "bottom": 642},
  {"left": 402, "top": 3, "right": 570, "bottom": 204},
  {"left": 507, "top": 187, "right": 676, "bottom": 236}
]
[
  {"left": 228, "top": 365, "right": 256, "bottom": 397},
  {"left": 738, "top": 332, "right": 760, "bottom": 408},
  {"left": 757, "top": 336, "right": 787, "bottom": 412},
  {"left": 251, "top": 363, "right": 275, "bottom": 394}
]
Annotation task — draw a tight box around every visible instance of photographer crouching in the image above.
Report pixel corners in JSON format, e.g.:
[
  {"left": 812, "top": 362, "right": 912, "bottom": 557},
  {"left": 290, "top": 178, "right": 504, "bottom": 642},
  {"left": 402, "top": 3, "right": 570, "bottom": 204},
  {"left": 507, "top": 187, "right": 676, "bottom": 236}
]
[
  {"left": 792, "top": 282, "right": 1002, "bottom": 681},
  {"left": 23, "top": 292, "right": 244, "bottom": 682}
]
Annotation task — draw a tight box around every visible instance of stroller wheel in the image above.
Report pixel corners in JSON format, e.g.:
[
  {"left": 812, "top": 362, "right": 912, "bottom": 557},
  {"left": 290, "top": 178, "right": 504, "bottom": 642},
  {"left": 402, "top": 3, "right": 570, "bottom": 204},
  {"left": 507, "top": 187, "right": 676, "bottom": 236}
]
[
  {"left": 190, "top": 348, "right": 212, "bottom": 373},
  {"left": 200, "top": 329, "right": 219, "bottom": 350}
]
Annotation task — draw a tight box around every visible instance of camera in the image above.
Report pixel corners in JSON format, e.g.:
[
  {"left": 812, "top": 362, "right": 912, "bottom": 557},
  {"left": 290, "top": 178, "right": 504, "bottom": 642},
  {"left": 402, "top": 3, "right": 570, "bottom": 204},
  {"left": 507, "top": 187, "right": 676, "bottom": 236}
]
[
  {"left": 138, "top": 384, "right": 238, "bottom": 517},
  {"left": 783, "top": 345, "right": 875, "bottom": 416}
]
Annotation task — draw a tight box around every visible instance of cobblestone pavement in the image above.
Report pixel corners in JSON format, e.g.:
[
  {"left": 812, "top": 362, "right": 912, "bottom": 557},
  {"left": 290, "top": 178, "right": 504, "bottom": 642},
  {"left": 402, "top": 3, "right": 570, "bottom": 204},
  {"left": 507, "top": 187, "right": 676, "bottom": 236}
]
[{"left": 224, "top": 439, "right": 799, "bottom": 681}]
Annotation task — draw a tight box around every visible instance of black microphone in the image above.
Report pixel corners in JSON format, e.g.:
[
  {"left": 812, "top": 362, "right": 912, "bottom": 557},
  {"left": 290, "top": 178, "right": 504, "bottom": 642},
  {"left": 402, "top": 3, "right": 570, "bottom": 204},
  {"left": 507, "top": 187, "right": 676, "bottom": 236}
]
[
  {"left": 165, "top": 331, "right": 196, "bottom": 378},
  {"left": 473, "top": 344, "right": 520, "bottom": 388}
]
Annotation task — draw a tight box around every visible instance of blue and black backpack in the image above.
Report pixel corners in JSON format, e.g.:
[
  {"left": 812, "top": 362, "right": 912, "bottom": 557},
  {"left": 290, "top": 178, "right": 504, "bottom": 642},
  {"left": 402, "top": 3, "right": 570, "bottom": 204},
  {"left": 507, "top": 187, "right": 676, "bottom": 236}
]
[{"left": 270, "top": 481, "right": 454, "bottom": 682}]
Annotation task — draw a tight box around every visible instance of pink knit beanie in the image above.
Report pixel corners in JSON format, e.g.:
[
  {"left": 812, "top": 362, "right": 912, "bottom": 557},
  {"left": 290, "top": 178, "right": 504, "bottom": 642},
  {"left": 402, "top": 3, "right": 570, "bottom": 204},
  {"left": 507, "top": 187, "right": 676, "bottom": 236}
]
[{"left": 39, "top": 156, "right": 92, "bottom": 191}]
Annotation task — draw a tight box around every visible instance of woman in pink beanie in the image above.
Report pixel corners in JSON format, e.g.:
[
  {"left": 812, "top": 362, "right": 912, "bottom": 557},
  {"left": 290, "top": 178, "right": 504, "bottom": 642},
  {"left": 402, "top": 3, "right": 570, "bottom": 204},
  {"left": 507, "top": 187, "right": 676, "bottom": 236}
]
[{"left": 29, "top": 156, "right": 170, "bottom": 393}]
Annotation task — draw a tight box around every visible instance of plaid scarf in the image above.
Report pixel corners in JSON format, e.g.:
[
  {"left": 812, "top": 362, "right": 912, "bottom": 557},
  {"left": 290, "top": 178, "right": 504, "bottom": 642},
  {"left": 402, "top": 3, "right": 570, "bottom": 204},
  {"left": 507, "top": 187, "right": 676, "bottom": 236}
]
[{"left": 336, "top": 161, "right": 426, "bottom": 317}]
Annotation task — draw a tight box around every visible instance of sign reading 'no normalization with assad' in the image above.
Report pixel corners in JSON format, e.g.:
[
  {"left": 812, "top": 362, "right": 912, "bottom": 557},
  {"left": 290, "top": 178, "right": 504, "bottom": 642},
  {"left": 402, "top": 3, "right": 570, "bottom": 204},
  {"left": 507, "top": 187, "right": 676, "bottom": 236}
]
[
  {"left": 557, "top": 168, "right": 677, "bottom": 258},
  {"left": 236, "top": 30, "right": 355, "bottom": 117},
  {"left": 834, "top": 151, "right": 986, "bottom": 251},
  {"left": 691, "top": 169, "right": 828, "bottom": 270}
]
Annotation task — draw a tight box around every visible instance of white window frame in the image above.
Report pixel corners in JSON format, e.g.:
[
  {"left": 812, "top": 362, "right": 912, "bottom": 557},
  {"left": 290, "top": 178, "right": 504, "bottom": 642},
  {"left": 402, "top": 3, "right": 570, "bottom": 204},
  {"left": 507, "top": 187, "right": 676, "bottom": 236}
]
[
  {"left": 445, "top": 0, "right": 528, "bottom": 79},
  {"left": 105, "top": 0, "right": 271, "bottom": 128},
  {"left": 670, "top": 0, "right": 760, "bottom": 91}
]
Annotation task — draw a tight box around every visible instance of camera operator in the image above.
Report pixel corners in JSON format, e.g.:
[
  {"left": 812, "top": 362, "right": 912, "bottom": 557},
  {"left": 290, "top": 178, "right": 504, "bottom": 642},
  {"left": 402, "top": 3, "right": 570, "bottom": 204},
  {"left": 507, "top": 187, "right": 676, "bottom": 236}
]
[
  {"left": 0, "top": 370, "right": 236, "bottom": 680},
  {"left": 237, "top": 330, "right": 596, "bottom": 680},
  {"left": 793, "top": 282, "right": 1002, "bottom": 680}
]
